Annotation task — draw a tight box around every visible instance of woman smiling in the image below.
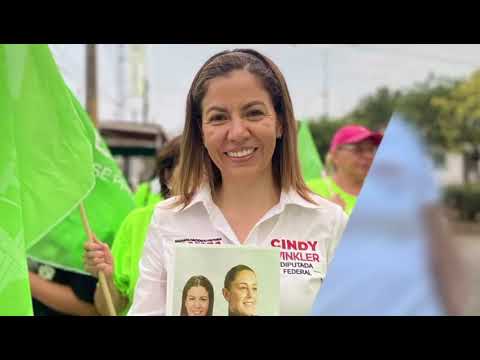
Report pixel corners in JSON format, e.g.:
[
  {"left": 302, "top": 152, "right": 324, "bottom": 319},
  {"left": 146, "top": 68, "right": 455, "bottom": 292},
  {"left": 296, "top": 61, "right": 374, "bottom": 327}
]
[{"left": 125, "top": 49, "right": 347, "bottom": 316}]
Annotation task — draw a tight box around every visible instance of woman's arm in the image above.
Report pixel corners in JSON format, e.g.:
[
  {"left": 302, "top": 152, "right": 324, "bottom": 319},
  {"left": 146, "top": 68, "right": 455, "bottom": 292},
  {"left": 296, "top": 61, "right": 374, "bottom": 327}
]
[{"left": 29, "top": 272, "right": 99, "bottom": 316}]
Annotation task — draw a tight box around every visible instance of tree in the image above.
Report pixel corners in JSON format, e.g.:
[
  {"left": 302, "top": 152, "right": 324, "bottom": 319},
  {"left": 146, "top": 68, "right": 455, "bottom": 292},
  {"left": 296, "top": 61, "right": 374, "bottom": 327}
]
[
  {"left": 307, "top": 116, "right": 348, "bottom": 160},
  {"left": 343, "top": 86, "right": 401, "bottom": 131},
  {"left": 341, "top": 75, "right": 460, "bottom": 149},
  {"left": 396, "top": 73, "right": 459, "bottom": 149},
  {"left": 432, "top": 70, "right": 480, "bottom": 183}
]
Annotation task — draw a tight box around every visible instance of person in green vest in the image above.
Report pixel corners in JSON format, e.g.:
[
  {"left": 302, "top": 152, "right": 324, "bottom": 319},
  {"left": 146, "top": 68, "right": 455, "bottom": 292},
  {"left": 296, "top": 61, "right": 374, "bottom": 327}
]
[
  {"left": 84, "top": 136, "right": 181, "bottom": 315},
  {"left": 133, "top": 182, "right": 162, "bottom": 207},
  {"left": 308, "top": 124, "right": 383, "bottom": 216}
]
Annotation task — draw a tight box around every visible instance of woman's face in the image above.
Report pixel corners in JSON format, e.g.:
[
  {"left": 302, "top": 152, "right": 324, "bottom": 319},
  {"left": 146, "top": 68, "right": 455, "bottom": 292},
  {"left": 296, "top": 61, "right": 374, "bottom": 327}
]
[
  {"left": 185, "top": 286, "right": 210, "bottom": 316},
  {"left": 201, "top": 70, "right": 282, "bottom": 185},
  {"left": 223, "top": 270, "right": 258, "bottom": 316}
]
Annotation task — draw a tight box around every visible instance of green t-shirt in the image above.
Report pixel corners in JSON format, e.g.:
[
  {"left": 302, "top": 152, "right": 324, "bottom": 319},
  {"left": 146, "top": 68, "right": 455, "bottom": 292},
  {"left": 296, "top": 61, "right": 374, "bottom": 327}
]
[
  {"left": 134, "top": 182, "right": 162, "bottom": 208},
  {"left": 111, "top": 200, "right": 161, "bottom": 315},
  {"left": 307, "top": 176, "right": 357, "bottom": 216}
]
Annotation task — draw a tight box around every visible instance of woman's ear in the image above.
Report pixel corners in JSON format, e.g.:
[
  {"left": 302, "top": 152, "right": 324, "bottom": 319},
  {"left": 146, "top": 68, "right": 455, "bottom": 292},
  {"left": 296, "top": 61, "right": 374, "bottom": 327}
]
[{"left": 222, "top": 288, "right": 230, "bottom": 302}]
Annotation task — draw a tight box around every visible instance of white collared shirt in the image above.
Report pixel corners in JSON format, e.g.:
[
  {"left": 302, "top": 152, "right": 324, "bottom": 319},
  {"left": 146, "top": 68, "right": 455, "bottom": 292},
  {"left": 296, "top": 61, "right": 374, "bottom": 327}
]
[{"left": 128, "top": 184, "right": 347, "bottom": 316}]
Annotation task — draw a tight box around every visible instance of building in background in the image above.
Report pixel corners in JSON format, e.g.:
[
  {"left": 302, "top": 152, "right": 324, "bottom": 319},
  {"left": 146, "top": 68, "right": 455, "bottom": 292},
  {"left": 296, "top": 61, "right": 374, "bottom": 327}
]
[
  {"left": 100, "top": 121, "right": 167, "bottom": 189},
  {"left": 433, "top": 150, "right": 480, "bottom": 187}
]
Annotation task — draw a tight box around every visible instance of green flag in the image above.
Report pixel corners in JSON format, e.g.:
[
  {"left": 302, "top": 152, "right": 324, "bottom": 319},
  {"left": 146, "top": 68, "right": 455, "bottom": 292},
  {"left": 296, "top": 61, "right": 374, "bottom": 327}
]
[
  {"left": 297, "top": 120, "right": 324, "bottom": 181},
  {"left": 0, "top": 45, "right": 95, "bottom": 315},
  {"left": 28, "top": 88, "right": 136, "bottom": 274}
]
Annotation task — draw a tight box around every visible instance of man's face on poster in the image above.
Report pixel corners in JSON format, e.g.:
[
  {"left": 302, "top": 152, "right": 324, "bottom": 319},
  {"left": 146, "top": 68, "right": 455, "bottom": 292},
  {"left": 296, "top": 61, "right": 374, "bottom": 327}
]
[{"left": 223, "top": 270, "right": 257, "bottom": 316}]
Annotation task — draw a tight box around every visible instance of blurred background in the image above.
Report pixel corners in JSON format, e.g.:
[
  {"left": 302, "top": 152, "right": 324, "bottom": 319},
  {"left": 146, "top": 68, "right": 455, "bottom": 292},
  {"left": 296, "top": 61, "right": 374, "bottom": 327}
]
[{"left": 50, "top": 44, "right": 480, "bottom": 314}]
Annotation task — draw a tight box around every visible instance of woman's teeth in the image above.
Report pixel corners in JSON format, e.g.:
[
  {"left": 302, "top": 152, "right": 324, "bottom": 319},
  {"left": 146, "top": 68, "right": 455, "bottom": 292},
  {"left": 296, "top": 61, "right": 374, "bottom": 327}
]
[{"left": 227, "top": 148, "right": 255, "bottom": 158}]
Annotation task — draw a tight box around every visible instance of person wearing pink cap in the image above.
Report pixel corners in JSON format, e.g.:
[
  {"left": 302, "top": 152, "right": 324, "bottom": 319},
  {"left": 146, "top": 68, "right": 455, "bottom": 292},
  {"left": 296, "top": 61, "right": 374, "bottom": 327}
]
[{"left": 307, "top": 124, "right": 383, "bottom": 215}]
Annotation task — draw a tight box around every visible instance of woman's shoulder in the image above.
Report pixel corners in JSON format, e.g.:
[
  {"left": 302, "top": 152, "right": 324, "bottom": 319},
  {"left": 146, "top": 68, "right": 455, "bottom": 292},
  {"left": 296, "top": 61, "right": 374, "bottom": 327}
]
[
  {"left": 302, "top": 191, "right": 348, "bottom": 230},
  {"left": 310, "top": 192, "right": 343, "bottom": 213},
  {"left": 304, "top": 193, "right": 348, "bottom": 251},
  {"left": 148, "top": 197, "right": 179, "bottom": 220},
  {"left": 149, "top": 196, "right": 206, "bottom": 229},
  {"left": 152, "top": 196, "right": 185, "bottom": 214},
  {"left": 290, "top": 189, "right": 344, "bottom": 215},
  {"left": 145, "top": 195, "right": 215, "bottom": 246},
  {"left": 284, "top": 189, "right": 346, "bottom": 228}
]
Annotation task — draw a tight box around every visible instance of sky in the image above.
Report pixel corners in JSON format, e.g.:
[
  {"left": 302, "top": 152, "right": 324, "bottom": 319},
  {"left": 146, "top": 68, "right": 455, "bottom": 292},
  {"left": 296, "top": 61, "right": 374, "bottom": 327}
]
[{"left": 50, "top": 44, "right": 480, "bottom": 137}]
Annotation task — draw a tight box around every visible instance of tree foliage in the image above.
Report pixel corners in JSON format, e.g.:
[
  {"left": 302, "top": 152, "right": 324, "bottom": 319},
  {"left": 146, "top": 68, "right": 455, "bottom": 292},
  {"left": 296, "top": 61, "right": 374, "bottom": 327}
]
[
  {"left": 307, "top": 117, "right": 348, "bottom": 160},
  {"left": 343, "top": 86, "right": 401, "bottom": 131},
  {"left": 431, "top": 70, "right": 480, "bottom": 152},
  {"left": 396, "top": 74, "right": 460, "bottom": 149}
]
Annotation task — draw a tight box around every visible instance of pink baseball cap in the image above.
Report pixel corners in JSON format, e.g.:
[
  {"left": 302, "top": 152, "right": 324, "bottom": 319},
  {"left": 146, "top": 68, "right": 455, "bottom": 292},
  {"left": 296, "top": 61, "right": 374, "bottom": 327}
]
[{"left": 330, "top": 124, "right": 383, "bottom": 152}]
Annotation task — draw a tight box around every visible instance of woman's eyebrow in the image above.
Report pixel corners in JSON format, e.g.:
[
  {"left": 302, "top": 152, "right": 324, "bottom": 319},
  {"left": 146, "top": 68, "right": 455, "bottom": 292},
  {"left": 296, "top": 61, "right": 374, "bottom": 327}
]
[
  {"left": 205, "top": 106, "right": 227, "bottom": 115},
  {"left": 242, "top": 101, "right": 266, "bottom": 109}
]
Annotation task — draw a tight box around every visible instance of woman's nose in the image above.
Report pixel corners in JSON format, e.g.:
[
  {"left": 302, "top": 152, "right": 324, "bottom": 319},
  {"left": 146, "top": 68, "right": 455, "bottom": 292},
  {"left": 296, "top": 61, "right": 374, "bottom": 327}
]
[{"left": 227, "top": 116, "right": 250, "bottom": 143}]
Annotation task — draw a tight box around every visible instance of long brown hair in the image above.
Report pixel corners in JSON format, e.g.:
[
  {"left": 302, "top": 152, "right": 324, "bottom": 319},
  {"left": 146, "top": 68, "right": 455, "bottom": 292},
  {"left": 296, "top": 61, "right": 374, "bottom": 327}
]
[{"left": 172, "top": 49, "right": 315, "bottom": 207}]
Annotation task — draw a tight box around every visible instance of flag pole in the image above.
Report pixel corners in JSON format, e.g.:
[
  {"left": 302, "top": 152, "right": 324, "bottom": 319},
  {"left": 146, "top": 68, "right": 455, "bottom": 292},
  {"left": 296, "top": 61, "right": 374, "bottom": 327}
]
[
  {"left": 84, "top": 44, "right": 115, "bottom": 315},
  {"left": 79, "top": 203, "right": 117, "bottom": 316}
]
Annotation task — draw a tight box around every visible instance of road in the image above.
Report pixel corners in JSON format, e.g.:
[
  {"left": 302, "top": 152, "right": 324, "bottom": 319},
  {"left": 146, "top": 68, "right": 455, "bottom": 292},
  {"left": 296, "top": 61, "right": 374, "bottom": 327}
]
[{"left": 454, "top": 227, "right": 480, "bottom": 315}]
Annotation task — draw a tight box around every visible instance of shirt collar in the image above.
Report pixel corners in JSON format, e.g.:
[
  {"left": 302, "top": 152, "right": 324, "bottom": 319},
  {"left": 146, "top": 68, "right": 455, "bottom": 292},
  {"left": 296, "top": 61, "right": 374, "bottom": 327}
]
[
  {"left": 177, "top": 183, "right": 215, "bottom": 213},
  {"left": 177, "top": 183, "right": 320, "bottom": 214},
  {"left": 281, "top": 188, "right": 321, "bottom": 210}
]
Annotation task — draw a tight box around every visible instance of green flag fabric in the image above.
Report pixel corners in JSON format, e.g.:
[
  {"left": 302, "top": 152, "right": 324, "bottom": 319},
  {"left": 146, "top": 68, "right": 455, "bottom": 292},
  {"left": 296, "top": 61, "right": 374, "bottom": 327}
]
[
  {"left": 297, "top": 120, "right": 324, "bottom": 181},
  {"left": 0, "top": 45, "right": 95, "bottom": 315},
  {"left": 28, "top": 89, "right": 136, "bottom": 274}
]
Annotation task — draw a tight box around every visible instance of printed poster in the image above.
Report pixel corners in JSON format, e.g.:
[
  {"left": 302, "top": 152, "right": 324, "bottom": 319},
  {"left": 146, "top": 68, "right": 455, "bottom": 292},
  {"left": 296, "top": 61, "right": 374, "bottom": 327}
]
[{"left": 167, "top": 244, "right": 280, "bottom": 316}]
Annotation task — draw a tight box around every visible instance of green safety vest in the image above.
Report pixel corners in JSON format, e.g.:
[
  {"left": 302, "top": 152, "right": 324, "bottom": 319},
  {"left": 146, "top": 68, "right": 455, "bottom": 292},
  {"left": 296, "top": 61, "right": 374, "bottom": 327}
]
[
  {"left": 134, "top": 182, "right": 163, "bottom": 208},
  {"left": 307, "top": 176, "right": 356, "bottom": 216},
  {"left": 111, "top": 199, "right": 162, "bottom": 315}
]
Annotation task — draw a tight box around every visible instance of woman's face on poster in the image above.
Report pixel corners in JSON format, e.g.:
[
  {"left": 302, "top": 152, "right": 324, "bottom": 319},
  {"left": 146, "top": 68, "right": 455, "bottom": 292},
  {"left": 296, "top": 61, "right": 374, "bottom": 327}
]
[
  {"left": 224, "top": 270, "right": 258, "bottom": 316},
  {"left": 185, "top": 285, "right": 210, "bottom": 316}
]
